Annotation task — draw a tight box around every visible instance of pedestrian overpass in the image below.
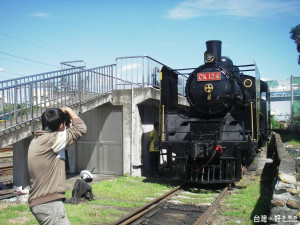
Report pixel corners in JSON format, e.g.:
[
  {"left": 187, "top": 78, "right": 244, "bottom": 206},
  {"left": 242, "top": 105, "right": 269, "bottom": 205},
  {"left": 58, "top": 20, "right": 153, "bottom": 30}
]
[
  {"left": 0, "top": 56, "right": 192, "bottom": 189},
  {"left": 267, "top": 78, "right": 300, "bottom": 102},
  {"left": 266, "top": 78, "right": 300, "bottom": 128},
  {"left": 0, "top": 56, "right": 177, "bottom": 145}
]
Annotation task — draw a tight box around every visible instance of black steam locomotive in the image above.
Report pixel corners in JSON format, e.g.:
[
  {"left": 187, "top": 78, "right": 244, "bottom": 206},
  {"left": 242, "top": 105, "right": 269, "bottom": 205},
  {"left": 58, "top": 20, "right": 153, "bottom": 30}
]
[{"left": 157, "top": 40, "right": 270, "bottom": 184}]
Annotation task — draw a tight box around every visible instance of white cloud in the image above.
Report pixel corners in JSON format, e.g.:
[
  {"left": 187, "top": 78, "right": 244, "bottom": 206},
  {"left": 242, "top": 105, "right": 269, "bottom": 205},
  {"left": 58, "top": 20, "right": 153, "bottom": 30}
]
[
  {"left": 0, "top": 68, "right": 4, "bottom": 72},
  {"left": 166, "top": 0, "right": 299, "bottom": 19},
  {"left": 261, "top": 78, "right": 270, "bottom": 81},
  {"left": 28, "top": 12, "right": 53, "bottom": 19},
  {"left": 121, "top": 63, "right": 139, "bottom": 72}
]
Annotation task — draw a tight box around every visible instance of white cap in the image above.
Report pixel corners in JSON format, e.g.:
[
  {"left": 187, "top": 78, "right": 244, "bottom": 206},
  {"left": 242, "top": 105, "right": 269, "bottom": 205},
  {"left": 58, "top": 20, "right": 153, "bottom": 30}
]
[{"left": 80, "top": 170, "right": 94, "bottom": 182}]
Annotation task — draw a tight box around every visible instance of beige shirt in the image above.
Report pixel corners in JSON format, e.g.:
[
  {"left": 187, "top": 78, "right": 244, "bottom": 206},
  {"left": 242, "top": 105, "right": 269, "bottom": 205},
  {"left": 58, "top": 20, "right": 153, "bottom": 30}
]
[{"left": 27, "top": 118, "right": 87, "bottom": 207}]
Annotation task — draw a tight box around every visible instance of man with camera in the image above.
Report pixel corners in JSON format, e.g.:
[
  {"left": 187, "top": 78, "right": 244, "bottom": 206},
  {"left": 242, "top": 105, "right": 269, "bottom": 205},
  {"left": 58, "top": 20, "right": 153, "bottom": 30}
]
[{"left": 27, "top": 107, "right": 87, "bottom": 224}]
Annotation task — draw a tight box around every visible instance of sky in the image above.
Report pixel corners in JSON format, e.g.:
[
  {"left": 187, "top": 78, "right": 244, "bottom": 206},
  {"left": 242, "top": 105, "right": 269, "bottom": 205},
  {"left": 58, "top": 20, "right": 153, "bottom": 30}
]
[{"left": 0, "top": 0, "right": 299, "bottom": 115}]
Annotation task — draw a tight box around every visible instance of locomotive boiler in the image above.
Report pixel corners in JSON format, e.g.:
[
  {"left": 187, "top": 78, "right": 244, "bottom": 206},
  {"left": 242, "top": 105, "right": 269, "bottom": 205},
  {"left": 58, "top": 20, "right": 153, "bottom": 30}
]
[{"left": 157, "top": 40, "right": 270, "bottom": 184}]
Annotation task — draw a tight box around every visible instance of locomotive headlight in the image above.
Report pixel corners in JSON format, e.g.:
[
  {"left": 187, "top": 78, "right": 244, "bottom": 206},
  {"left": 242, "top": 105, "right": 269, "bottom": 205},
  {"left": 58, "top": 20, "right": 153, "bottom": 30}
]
[{"left": 204, "top": 51, "right": 215, "bottom": 63}]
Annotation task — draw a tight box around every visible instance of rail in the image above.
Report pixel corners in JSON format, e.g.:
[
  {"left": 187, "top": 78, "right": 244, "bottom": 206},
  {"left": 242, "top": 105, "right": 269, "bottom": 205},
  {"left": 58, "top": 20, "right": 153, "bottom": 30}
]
[
  {"left": 193, "top": 186, "right": 229, "bottom": 225},
  {"left": 0, "top": 64, "right": 115, "bottom": 133},
  {"left": 116, "top": 55, "right": 187, "bottom": 95},
  {"left": 111, "top": 184, "right": 183, "bottom": 225},
  {"left": 0, "top": 67, "right": 85, "bottom": 89}
]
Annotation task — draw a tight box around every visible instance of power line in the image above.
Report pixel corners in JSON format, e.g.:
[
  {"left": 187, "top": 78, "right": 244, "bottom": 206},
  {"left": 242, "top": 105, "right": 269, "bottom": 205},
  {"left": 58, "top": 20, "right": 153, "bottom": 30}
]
[
  {"left": 0, "top": 56, "right": 51, "bottom": 71},
  {"left": 0, "top": 32, "right": 76, "bottom": 60},
  {"left": 0, "top": 51, "right": 60, "bottom": 69},
  {"left": 0, "top": 71, "right": 22, "bottom": 76},
  {"left": 0, "top": 32, "right": 99, "bottom": 68},
  {"left": 0, "top": 32, "right": 100, "bottom": 68}
]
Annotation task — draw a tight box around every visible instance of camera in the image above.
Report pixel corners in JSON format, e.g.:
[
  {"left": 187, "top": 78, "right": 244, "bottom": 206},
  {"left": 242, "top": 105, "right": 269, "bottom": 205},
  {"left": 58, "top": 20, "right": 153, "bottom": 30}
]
[{"left": 65, "top": 113, "right": 71, "bottom": 126}]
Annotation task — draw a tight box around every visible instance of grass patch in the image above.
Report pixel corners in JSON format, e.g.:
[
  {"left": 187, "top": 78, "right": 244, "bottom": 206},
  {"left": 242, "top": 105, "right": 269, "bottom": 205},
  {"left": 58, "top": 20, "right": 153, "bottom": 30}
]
[
  {"left": 65, "top": 204, "right": 126, "bottom": 224},
  {"left": 90, "top": 176, "right": 171, "bottom": 201},
  {"left": 66, "top": 176, "right": 176, "bottom": 207},
  {"left": 223, "top": 177, "right": 261, "bottom": 219},
  {"left": 0, "top": 203, "right": 37, "bottom": 225},
  {"left": 286, "top": 148, "right": 300, "bottom": 159},
  {"left": 221, "top": 163, "right": 274, "bottom": 225},
  {"left": 280, "top": 134, "right": 300, "bottom": 146},
  {"left": 0, "top": 176, "right": 178, "bottom": 225},
  {"left": 92, "top": 198, "right": 145, "bottom": 208},
  {"left": 278, "top": 133, "right": 300, "bottom": 159}
]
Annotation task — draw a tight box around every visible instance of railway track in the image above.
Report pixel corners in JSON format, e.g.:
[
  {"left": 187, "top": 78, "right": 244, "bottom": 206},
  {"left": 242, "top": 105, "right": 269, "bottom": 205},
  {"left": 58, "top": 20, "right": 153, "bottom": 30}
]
[
  {"left": 0, "top": 162, "right": 13, "bottom": 176},
  {"left": 0, "top": 146, "right": 14, "bottom": 199},
  {"left": 112, "top": 184, "right": 229, "bottom": 225},
  {"left": 193, "top": 186, "right": 229, "bottom": 225},
  {"left": 0, "top": 146, "right": 13, "bottom": 153},
  {"left": 0, "top": 146, "right": 13, "bottom": 178}
]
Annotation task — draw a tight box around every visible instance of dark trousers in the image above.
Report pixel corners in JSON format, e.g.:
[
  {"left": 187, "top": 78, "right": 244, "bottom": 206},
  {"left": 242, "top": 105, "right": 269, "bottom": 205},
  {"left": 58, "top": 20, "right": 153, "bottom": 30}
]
[{"left": 150, "top": 151, "right": 160, "bottom": 175}]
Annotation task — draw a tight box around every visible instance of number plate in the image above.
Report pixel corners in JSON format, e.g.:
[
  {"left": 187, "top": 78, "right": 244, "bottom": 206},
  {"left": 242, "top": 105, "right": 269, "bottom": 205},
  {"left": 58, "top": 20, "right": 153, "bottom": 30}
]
[{"left": 197, "top": 72, "right": 221, "bottom": 81}]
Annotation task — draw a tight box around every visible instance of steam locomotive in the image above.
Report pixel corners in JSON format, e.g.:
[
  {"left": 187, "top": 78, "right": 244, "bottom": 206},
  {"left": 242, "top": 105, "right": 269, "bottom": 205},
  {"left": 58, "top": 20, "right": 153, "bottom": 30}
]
[{"left": 157, "top": 40, "right": 270, "bottom": 184}]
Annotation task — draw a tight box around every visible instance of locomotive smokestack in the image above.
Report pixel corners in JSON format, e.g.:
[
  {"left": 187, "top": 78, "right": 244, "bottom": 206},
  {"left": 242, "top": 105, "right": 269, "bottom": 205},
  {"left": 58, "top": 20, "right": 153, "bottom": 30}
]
[{"left": 205, "top": 40, "right": 222, "bottom": 64}]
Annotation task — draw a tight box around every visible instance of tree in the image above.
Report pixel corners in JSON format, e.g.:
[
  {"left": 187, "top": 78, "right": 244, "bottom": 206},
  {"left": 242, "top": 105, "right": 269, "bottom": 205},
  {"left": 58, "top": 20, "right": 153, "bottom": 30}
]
[
  {"left": 270, "top": 115, "right": 280, "bottom": 129},
  {"left": 293, "top": 114, "right": 300, "bottom": 130},
  {"left": 290, "top": 24, "right": 300, "bottom": 65}
]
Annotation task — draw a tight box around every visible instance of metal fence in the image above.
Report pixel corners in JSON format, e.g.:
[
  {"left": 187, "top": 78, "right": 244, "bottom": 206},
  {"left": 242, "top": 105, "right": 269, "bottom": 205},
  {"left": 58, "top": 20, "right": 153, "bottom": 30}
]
[
  {"left": 0, "top": 64, "right": 115, "bottom": 132},
  {"left": 116, "top": 55, "right": 187, "bottom": 95},
  {"left": 0, "top": 67, "right": 85, "bottom": 89},
  {"left": 0, "top": 55, "right": 185, "bottom": 133},
  {"left": 116, "top": 56, "right": 163, "bottom": 88}
]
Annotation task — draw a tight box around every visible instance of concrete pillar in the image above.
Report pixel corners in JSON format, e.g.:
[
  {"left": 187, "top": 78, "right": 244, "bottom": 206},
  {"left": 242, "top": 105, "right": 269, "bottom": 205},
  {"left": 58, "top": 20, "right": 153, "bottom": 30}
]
[
  {"left": 67, "top": 144, "right": 76, "bottom": 174},
  {"left": 13, "top": 138, "right": 31, "bottom": 189},
  {"left": 122, "top": 97, "right": 132, "bottom": 176}
]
